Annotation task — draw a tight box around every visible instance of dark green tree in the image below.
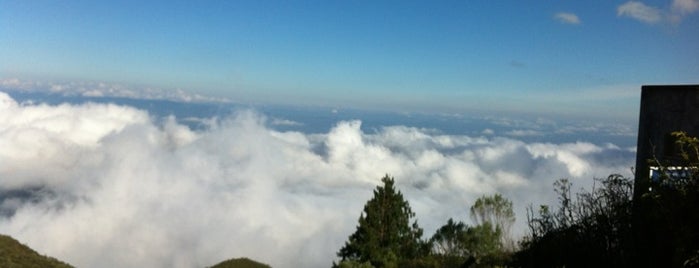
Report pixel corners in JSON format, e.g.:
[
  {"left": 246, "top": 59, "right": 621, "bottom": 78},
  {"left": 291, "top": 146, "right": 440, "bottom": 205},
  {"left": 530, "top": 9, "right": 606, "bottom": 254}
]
[
  {"left": 336, "top": 175, "right": 425, "bottom": 268},
  {"left": 428, "top": 218, "right": 474, "bottom": 267},
  {"left": 461, "top": 222, "right": 503, "bottom": 265},
  {"left": 427, "top": 194, "right": 515, "bottom": 268},
  {"left": 430, "top": 218, "right": 469, "bottom": 257},
  {"left": 429, "top": 219, "right": 504, "bottom": 267}
]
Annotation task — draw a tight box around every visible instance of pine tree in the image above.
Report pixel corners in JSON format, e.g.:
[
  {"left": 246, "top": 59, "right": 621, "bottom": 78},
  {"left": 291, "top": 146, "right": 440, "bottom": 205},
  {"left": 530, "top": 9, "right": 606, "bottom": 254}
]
[{"left": 336, "top": 175, "right": 424, "bottom": 267}]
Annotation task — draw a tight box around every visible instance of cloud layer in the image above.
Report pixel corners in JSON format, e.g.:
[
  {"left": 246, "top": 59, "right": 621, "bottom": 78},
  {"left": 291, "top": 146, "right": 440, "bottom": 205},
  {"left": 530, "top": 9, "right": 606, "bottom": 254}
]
[
  {"left": 0, "top": 78, "right": 229, "bottom": 103},
  {"left": 0, "top": 92, "right": 635, "bottom": 268}
]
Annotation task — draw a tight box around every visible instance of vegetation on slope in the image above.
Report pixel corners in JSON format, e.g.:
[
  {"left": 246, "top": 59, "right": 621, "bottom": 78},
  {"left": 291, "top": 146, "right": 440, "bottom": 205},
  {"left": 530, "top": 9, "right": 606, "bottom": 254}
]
[
  {"left": 514, "top": 131, "right": 699, "bottom": 267},
  {"left": 335, "top": 133, "right": 699, "bottom": 267},
  {"left": 0, "top": 234, "right": 73, "bottom": 268},
  {"left": 334, "top": 175, "right": 513, "bottom": 267},
  {"left": 209, "top": 257, "right": 271, "bottom": 268}
]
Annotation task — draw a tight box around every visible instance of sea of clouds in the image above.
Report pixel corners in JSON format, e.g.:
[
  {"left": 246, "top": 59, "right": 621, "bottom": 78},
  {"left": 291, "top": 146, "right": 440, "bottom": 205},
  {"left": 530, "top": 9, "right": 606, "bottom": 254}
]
[{"left": 0, "top": 91, "right": 635, "bottom": 268}]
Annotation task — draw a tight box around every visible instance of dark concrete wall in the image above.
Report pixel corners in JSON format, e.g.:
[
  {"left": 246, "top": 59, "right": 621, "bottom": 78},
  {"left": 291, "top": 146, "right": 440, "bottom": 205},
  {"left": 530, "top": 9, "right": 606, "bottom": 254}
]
[
  {"left": 634, "top": 85, "right": 699, "bottom": 200},
  {"left": 632, "top": 85, "right": 699, "bottom": 267}
]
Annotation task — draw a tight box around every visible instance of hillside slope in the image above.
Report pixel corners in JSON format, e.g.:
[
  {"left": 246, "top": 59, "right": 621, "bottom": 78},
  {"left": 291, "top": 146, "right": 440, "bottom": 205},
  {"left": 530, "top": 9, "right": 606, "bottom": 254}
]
[
  {"left": 209, "top": 257, "right": 272, "bottom": 268},
  {"left": 0, "top": 234, "right": 73, "bottom": 268}
]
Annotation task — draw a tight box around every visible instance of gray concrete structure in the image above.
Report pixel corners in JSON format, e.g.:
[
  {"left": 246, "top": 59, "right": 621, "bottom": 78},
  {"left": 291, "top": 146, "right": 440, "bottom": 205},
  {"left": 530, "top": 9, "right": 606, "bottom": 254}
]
[
  {"left": 632, "top": 85, "right": 699, "bottom": 267},
  {"left": 634, "top": 85, "right": 699, "bottom": 200}
]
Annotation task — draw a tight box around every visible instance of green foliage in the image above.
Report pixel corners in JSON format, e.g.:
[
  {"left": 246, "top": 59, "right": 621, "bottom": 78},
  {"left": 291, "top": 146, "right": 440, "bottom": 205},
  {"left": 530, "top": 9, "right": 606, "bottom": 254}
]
[
  {"left": 673, "top": 131, "right": 699, "bottom": 164},
  {"left": 461, "top": 222, "right": 503, "bottom": 263},
  {"left": 335, "top": 260, "right": 375, "bottom": 268},
  {"left": 336, "top": 177, "right": 517, "bottom": 267},
  {"left": 428, "top": 194, "right": 515, "bottom": 267},
  {"left": 514, "top": 132, "right": 699, "bottom": 267},
  {"left": 208, "top": 257, "right": 271, "bottom": 268},
  {"left": 430, "top": 218, "right": 470, "bottom": 257},
  {"left": 470, "top": 194, "right": 515, "bottom": 249},
  {"left": 514, "top": 175, "right": 634, "bottom": 267},
  {"left": 470, "top": 194, "right": 515, "bottom": 229},
  {"left": 638, "top": 131, "right": 699, "bottom": 266},
  {"left": 0, "top": 234, "right": 73, "bottom": 268},
  {"left": 336, "top": 175, "right": 425, "bottom": 267},
  {"left": 430, "top": 221, "right": 507, "bottom": 267}
]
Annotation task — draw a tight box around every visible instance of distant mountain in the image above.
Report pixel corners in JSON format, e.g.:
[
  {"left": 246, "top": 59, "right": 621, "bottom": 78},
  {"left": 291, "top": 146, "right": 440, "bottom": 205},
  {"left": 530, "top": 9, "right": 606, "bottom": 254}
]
[
  {"left": 0, "top": 234, "right": 73, "bottom": 268},
  {"left": 209, "top": 257, "right": 271, "bottom": 268}
]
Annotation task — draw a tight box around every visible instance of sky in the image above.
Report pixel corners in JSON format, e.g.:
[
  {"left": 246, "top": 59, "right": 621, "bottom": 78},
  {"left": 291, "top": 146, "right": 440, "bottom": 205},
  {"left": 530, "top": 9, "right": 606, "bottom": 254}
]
[{"left": 1, "top": 0, "right": 697, "bottom": 118}]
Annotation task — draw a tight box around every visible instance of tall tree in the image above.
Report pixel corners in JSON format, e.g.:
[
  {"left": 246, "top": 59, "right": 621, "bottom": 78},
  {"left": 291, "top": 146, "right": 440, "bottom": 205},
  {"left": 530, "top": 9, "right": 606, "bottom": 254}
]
[
  {"left": 469, "top": 194, "right": 515, "bottom": 248},
  {"left": 430, "top": 218, "right": 469, "bottom": 257},
  {"left": 336, "top": 175, "right": 424, "bottom": 267},
  {"left": 429, "top": 218, "right": 503, "bottom": 267}
]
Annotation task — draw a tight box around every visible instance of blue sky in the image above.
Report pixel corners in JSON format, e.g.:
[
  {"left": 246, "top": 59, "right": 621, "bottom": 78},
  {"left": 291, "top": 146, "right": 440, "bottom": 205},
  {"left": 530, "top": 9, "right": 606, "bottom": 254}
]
[{"left": 1, "top": 1, "right": 698, "bottom": 118}]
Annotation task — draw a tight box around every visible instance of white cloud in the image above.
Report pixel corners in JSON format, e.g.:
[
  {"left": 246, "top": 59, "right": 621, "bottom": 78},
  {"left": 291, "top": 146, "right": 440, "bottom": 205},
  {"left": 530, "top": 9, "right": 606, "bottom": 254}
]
[
  {"left": 0, "top": 92, "right": 635, "bottom": 268},
  {"left": 672, "top": 0, "right": 699, "bottom": 14},
  {"left": 554, "top": 12, "right": 581, "bottom": 25},
  {"left": 617, "top": 1, "right": 663, "bottom": 24},
  {"left": 270, "top": 118, "right": 303, "bottom": 127},
  {"left": 618, "top": 0, "right": 699, "bottom": 24},
  {"left": 506, "top": 129, "right": 544, "bottom": 137},
  {"left": 670, "top": 0, "right": 699, "bottom": 22}
]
